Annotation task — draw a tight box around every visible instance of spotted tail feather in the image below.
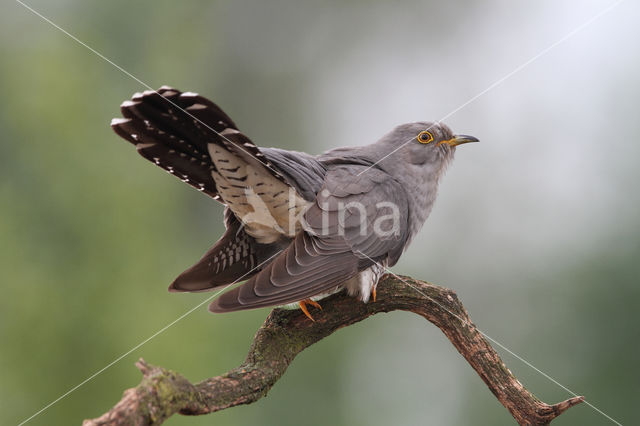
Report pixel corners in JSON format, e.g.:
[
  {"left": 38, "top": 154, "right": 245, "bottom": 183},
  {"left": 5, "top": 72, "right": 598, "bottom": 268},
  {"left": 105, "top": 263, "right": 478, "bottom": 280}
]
[{"left": 110, "top": 86, "right": 239, "bottom": 200}]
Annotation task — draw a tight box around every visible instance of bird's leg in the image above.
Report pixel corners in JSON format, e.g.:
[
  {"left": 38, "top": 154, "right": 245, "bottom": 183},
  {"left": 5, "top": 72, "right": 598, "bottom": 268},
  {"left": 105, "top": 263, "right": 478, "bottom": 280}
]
[
  {"left": 299, "top": 299, "right": 322, "bottom": 321},
  {"left": 371, "top": 286, "right": 377, "bottom": 303}
]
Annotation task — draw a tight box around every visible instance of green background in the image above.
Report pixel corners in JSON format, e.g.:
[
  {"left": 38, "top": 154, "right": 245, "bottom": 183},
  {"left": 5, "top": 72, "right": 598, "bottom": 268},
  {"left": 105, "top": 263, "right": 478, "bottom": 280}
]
[{"left": 1, "top": 1, "right": 638, "bottom": 425}]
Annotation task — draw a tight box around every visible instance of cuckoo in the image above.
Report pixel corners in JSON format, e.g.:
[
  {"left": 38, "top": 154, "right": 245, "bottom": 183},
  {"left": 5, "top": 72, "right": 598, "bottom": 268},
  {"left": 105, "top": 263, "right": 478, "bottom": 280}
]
[{"left": 111, "top": 87, "right": 478, "bottom": 320}]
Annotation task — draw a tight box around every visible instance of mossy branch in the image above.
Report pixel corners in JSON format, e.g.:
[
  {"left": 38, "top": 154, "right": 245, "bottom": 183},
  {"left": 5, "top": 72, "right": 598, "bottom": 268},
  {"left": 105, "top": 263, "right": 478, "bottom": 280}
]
[{"left": 83, "top": 274, "right": 583, "bottom": 425}]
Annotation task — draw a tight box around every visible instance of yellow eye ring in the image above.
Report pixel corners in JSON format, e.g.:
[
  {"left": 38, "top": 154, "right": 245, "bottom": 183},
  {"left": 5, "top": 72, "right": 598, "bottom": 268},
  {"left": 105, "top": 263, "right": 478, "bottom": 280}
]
[{"left": 417, "top": 131, "right": 434, "bottom": 144}]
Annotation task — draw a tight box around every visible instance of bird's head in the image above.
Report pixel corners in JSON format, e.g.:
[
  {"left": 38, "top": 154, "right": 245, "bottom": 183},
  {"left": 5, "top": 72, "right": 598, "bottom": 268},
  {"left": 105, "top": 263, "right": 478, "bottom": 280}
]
[
  {"left": 378, "top": 121, "right": 478, "bottom": 162},
  {"left": 372, "top": 121, "right": 478, "bottom": 181}
]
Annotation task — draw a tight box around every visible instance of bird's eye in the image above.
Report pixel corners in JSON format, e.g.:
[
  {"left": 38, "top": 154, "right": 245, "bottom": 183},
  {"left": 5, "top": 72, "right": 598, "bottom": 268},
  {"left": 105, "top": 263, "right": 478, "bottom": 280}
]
[{"left": 417, "top": 131, "right": 434, "bottom": 144}]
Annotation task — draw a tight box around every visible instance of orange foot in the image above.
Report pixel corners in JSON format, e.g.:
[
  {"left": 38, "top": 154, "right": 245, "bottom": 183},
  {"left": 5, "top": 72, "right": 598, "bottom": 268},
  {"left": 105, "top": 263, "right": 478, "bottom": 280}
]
[
  {"left": 371, "top": 287, "right": 377, "bottom": 303},
  {"left": 299, "top": 299, "right": 322, "bottom": 321}
]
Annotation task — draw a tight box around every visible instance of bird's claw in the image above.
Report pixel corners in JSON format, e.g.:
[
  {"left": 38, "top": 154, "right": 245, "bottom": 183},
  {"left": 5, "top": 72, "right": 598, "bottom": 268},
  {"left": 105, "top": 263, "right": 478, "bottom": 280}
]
[{"left": 299, "top": 299, "right": 322, "bottom": 321}]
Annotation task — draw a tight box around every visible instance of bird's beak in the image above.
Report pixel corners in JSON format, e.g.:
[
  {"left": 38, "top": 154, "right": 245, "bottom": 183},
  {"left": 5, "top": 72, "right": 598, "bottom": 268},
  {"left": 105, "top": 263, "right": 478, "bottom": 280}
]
[{"left": 439, "top": 135, "right": 480, "bottom": 147}]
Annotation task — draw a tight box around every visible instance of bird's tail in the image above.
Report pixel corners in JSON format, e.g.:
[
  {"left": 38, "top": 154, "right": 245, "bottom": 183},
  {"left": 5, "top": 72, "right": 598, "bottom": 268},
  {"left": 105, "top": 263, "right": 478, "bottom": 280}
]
[
  {"left": 111, "top": 87, "right": 290, "bottom": 291},
  {"left": 110, "top": 86, "right": 239, "bottom": 201}
]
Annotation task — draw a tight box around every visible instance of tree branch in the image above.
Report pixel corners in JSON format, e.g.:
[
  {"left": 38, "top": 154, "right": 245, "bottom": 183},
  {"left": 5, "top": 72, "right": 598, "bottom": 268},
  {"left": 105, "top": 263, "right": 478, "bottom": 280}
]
[{"left": 83, "top": 274, "right": 583, "bottom": 426}]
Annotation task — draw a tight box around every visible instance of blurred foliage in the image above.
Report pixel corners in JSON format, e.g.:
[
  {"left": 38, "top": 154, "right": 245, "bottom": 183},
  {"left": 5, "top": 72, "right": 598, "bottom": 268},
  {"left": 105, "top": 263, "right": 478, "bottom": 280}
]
[{"left": 1, "top": 1, "right": 638, "bottom": 425}]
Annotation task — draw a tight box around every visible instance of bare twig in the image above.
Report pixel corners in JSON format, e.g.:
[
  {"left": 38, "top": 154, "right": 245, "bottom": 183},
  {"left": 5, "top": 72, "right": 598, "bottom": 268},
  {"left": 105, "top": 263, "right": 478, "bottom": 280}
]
[{"left": 83, "top": 274, "right": 583, "bottom": 426}]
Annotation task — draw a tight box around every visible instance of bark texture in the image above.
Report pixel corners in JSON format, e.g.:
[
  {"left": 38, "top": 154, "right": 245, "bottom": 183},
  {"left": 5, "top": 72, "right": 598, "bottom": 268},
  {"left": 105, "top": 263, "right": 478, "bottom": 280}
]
[{"left": 84, "top": 274, "right": 583, "bottom": 426}]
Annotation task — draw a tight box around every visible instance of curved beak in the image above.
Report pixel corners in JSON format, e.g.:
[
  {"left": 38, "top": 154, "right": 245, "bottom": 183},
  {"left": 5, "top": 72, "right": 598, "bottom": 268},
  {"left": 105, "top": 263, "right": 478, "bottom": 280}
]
[{"left": 446, "top": 134, "right": 479, "bottom": 146}]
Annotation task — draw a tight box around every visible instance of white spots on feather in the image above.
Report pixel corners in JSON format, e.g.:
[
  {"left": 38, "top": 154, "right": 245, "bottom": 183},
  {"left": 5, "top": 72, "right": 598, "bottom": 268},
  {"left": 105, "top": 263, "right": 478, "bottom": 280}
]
[
  {"left": 142, "top": 90, "right": 155, "bottom": 96},
  {"left": 168, "top": 149, "right": 175, "bottom": 154},
  {"left": 120, "top": 100, "right": 136, "bottom": 107},
  {"left": 131, "top": 134, "right": 139, "bottom": 141},
  {"left": 136, "top": 142, "right": 155, "bottom": 149},
  {"left": 166, "top": 108, "right": 178, "bottom": 120},
  {"left": 110, "top": 117, "right": 131, "bottom": 126},
  {"left": 157, "top": 130, "right": 165, "bottom": 135},
  {"left": 222, "top": 128, "right": 240, "bottom": 136},
  {"left": 186, "top": 103, "right": 207, "bottom": 111},
  {"left": 159, "top": 85, "right": 174, "bottom": 91},
  {"left": 179, "top": 152, "right": 187, "bottom": 158},
  {"left": 181, "top": 92, "right": 199, "bottom": 97},
  {"left": 132, "top": 92, "right": 144, "bottom": 100},
  {"left": 161, "top": 90, "right": 178, "bottom": 97}
]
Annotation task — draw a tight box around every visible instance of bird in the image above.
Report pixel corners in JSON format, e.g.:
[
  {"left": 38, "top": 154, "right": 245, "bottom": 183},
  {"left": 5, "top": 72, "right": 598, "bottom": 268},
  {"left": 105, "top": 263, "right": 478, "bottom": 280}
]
[{"left": 111, "top": 86, "right": 478, "bottom": 320}]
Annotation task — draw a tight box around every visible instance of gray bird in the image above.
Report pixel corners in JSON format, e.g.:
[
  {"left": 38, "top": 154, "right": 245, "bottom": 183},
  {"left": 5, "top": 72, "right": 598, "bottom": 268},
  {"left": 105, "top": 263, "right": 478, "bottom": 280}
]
[{"left": 111, "top": 86, "right": 478, "bottom": 320}]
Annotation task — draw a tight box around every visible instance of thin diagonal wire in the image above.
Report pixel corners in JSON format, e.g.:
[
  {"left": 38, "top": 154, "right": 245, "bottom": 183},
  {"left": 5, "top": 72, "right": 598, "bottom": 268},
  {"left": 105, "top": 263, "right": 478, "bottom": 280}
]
[
  {"left": 14, "top": 0, "right": 279, "bottom": 177},
  {"left": 16, "top": 249, "right": 283, "bottom": 426},
  {"left": 355, "top": 250, "right": 623, "bottom": 426},
  {"left": 357, "top": 0, "right": 626, "bottom": 176}
]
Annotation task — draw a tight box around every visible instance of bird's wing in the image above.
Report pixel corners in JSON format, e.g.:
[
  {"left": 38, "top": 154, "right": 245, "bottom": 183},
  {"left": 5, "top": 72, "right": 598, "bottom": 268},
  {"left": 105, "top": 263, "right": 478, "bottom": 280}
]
[{"left": 209, "top": 166, "right": 409, "bottom": 312}]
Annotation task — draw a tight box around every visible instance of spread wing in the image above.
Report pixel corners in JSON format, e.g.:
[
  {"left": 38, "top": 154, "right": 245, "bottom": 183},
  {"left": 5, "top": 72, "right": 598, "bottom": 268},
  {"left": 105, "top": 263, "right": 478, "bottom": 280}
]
[{"left": 209, "top": 166, "right": 409, "bottom": 311}]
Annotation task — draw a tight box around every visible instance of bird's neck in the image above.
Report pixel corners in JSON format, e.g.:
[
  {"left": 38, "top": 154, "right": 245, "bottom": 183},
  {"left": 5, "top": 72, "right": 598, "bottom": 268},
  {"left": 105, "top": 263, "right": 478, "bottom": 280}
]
[{"left": 392, "top": 153, "right": 454, "bottom": 246}]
